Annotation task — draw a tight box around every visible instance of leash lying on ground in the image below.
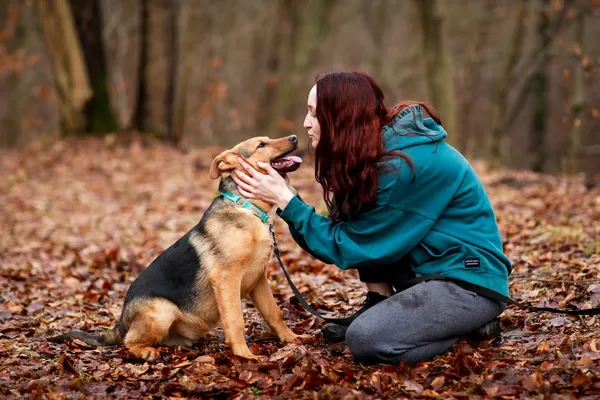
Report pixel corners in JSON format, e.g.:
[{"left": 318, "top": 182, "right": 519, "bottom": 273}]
[
  {"left": 268, "top": 225, "right": 600, "bottom": 325},
  {"left": 268, "top": 225, "right": 356, "bottom": 326}
]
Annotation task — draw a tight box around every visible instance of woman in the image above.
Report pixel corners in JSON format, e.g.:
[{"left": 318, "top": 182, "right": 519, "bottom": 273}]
[{"left": 232, "top": 71, "right": 510, "bottom": 364}]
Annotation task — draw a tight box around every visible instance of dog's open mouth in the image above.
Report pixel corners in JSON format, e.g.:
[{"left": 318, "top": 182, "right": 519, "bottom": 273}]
[{"left": 271, "top": 154, "right": 302, "bottom": 174}]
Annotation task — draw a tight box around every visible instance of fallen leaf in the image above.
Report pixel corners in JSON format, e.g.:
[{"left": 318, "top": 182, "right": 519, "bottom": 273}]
[
  {"left": 194, "top": 355, "right": 215, "bottom": 363},
  {"left": 421, "top": 389, "right": 439, "bottom": 398},
  {"left": 431, "top": 376, "right": 445, "bottom": 390},
  {"left": 403, "top": 379, "right": 424, "bottom": 394},
  {"left": 590, "top": 339, "right": 599, "bottom": 353},
  {"left": 575, "top": 355, "right": 593, "bottom": 369},
  {"left": 523, "top": 371, "right": 543, "bottom": 392},
  {"left": 548, "top": 317, "right": 568, "bottom": 327},
  {"left": 536, "top": 340, "right": 550, "bottom": 354},
  {"left": 58, "top": 354, "right": 79, "bottom": 377},
  {"left": 571, "top": 374, "right": 592, "bottom": 390}
]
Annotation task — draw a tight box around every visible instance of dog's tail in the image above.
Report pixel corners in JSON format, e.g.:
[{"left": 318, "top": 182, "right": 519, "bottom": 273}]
[{"left": 49, "top": 320, "right": 125, "bottom": 347}]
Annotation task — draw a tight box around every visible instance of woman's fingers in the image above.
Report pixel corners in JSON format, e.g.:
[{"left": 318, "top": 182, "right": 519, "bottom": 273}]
[
  {"left": 233, "top": 169, "right": 256, "bottom": 186},
  {"left": 237, "top": 158, "right": 259, "bottom": 178},
  {"left": 237, "top": 186, "right": 254, "bottom": 198},
  {"left": 232, "top": 172, "right": 256, "bottom": 194},
  {"left": 257, "top": 161, "right": 280, "bottom": 178}
]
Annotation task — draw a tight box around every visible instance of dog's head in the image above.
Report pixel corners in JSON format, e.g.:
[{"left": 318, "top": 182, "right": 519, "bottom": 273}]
[{"left": 209, "top": 135, "right": 302, "bottom": 180}]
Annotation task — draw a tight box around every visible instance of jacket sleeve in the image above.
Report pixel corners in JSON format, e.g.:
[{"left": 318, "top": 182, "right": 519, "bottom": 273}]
[
  {"left": 279, "top": 195, "right": 436, "bottom": 270},
  {"left": 276, "top": 194, "right": 322, "bottom": 260}
]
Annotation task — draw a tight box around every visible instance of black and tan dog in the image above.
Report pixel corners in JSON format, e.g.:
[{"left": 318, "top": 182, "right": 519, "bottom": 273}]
[{"left": 50, "top": 135, "right": 303, "bottom": 360}]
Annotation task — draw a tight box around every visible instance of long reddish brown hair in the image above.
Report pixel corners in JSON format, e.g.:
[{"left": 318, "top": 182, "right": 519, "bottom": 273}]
[{"left": 314, "top": 71, "right": 441, "bottom": 221}]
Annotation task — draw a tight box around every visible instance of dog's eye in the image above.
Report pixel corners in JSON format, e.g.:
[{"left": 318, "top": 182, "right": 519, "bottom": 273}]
[{"left": 257, "top": 142, "right": 266, "bottom": 149}]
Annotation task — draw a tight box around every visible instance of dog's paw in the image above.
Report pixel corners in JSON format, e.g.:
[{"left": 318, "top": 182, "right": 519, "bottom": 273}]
[
  {"left": 279, "top": 332, "right": 311, "bottom": 344},
  {"left": 247, "top": 354, "right": 267, "bottom": 362},
  {"left": 129, "top": 345, "right": 161, "bottom": 361},
  {"left": 233, "top": 350, "right": 267, "bottom": 362},
  {"left": 292, "top": 334, "right": 312, "bottom": 344}
]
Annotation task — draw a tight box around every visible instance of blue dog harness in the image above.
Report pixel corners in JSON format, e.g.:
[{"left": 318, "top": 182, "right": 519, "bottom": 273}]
[{"left": 220, "top": 191, "right": 271, "bottom": 223}]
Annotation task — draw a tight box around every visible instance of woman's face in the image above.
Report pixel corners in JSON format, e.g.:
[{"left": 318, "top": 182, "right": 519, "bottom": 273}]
[{"left": 303, "top": 85, "right": 321, "bottom": 149}]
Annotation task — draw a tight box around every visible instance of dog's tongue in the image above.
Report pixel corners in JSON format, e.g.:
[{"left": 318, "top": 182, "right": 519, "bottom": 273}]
[{"left": 279, "top": 155, "right": 302, "bottom": 163}]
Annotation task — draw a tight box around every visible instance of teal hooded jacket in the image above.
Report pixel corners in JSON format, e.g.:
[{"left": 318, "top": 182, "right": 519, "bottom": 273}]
[{"left": 279, "top": 104, "right": 512, "bottom": 296}]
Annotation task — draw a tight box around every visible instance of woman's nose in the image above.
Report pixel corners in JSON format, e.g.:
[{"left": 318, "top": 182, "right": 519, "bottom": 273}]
[{"left": 303, "top": 116, "right": 311, "bottom": 129}]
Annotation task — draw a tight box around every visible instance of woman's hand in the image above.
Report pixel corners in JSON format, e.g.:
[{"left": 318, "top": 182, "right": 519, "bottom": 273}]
[{"left": 232, "top": 158, "right": 295, "bottom": 210}]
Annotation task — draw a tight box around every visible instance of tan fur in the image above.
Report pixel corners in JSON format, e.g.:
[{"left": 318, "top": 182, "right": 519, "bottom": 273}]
[{"left": 120, "top": 136, "right": 300, "bottom": 360}]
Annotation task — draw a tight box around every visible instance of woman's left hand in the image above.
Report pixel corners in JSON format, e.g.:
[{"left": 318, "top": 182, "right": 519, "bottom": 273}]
[{"left": 232, "top": 158, "right": 295, "bottom": 210}]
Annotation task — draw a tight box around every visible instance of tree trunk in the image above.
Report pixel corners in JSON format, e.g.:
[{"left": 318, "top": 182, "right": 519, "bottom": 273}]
[
  {"left": 135, "top": 0, "right": 178, "bottom": 139},
  {"left": 565, "top": 1, "right": 587, "bottom": 177},
  {"left": 35, "top": 0, "right": 92, "bottom": 133},
  {"left": 98, "top": 0, "right": 142, "bottom": 131},
  {"left": 416, "top": 0, "right": 458, "bottom": 147},
  {"left": 488, "top": 0, "right": 529, "bottom": 168},
  {"left": 0, "top": 0, "right": 61, "bottom": 147},
  {"left": 69, "top": 0, "right": 118, "bottom": 133},
  {"left": 460, "top": 0, "right": 495, "bottom": 157},
  {"left": 362, "top": 0, "right": 392, "bottom": 94},
  {"left": 255, "top": 0, "right": 287, "bottom": 133},
  {"left": 171, "top": 0, "right": 202, "bottom": 143},
  {"left": 267, "top": 0, "right": 335, "bottom": 136},
  {"left": 529, "top": 0, "right": 551, "bottom": 172}
]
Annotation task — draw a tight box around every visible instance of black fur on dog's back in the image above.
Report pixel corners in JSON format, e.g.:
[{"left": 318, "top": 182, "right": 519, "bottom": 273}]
[
  {"left": 124, "top": 231, "right": 201, "bottom": 312},
  {"left": 123, "top": 198, "right": 230, "bottom": 312},
  {"left": 49, "top": 198, "right": 224, "bottom": 347}
]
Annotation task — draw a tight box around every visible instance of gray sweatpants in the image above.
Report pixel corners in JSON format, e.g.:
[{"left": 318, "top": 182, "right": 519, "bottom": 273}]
[{"left": 345, "top": 280, "right": 504, "bottom": 364}]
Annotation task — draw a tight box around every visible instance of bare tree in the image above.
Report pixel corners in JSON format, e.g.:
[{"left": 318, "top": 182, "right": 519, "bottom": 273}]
[
  {"left": 0, "top": 0, "right": 60, "bottom": 147},
  {"left": 414, "top": 0, "right": 458, "bottom": 146},
  {"left": 254, "top": 0, "right": 287, "bottom": 133},
  {"left": 35, "top": 0, "right": 92, "bottom": 133},
  {"left": 565, "top": 0, "right": 589, "bottom": 177},
  {"left": 488, "top": 0, "right": 530, "bottom": 168},
  {"left": 135, "top": 0, "right": 178, "bottom": 139},
  {"left": 99, "top": 0, "right": 142, "bottom": 131},
  {"left": 529, "top": 0, "right": 552, "bottom": 172},
  {"left": 70, "top": 0, "right": 118, "bottom": 133},
  {"left": 267, "top": 0, "right": 336, "bottom": 136}
]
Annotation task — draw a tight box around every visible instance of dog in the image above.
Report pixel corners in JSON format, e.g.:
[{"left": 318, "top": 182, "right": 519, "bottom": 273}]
[{"left": 50, "top": 135, "right": 303, "bottom": 360}]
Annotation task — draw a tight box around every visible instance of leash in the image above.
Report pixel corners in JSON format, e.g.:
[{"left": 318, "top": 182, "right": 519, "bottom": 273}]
[
  {"left": 269, "top": 225, "right": 355, "bottom": 326},
  {"left": 269, "top": 225, "right": 600, "bottom": 323}
]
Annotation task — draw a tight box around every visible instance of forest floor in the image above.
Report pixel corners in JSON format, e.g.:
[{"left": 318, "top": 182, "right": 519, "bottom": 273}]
[{"left": 1, "top": 136, "right": 599, "bottom": 399}]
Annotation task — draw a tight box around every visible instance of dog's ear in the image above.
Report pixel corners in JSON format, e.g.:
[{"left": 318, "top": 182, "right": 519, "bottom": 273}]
[{"left": 209, "top": 150, "right": 238, "bottom": 179}]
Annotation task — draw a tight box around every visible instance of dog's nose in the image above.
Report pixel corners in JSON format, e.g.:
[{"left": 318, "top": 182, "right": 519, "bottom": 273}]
[{"left": 288, "top": 135, "right": 298, "bottom": 144}]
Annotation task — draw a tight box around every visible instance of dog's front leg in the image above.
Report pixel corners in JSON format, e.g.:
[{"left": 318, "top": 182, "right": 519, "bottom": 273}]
[
  {"left": 210, "top": 272, "right": 261, "bottom": 360},
  {"left": 250, "top": 272, "right": 298, "bottom": 343}
]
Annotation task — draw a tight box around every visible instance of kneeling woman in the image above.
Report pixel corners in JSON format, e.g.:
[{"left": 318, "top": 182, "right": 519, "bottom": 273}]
[{"left": 233, "top": 71, "right": 510, "bottom": 364}]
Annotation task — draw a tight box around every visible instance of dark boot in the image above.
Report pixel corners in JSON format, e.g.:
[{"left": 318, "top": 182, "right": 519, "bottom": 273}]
[
  {"left": 466, "top": 317, "right": 502, "bottom": 340},
  {"left": 321, "top": 291, "right": 389, "bottom": 343}
]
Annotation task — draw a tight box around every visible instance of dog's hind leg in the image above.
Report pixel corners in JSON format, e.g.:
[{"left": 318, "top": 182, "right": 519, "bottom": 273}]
[
  {"left": 161, "top": 332, "right": 194, "bottom": 348},
  {"left": 123, "top": 298, "right": 178, "bottom": 360},
  {"left": 250, "top": 272, "right": 298, "bottom": 343}
]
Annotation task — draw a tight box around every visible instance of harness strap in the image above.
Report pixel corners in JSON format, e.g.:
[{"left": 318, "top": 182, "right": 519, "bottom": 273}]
[{"left": 269, "top": 226, "right": 600, "bottom": 323}]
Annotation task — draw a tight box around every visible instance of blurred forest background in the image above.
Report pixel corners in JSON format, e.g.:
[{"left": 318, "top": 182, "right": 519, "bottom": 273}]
[{"left": 1, "top": 0, "right": 599, "bottom": 175}]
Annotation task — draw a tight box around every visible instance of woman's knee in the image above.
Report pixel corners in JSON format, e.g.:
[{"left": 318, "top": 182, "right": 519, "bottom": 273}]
[{"left": 346, "top": 318, "right": 390, "bottom": 363}]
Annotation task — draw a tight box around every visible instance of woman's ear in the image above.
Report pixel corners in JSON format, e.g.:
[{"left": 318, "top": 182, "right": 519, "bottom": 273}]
[{"left": 208, "top": 150, "right": 238, "bottom": 179}]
